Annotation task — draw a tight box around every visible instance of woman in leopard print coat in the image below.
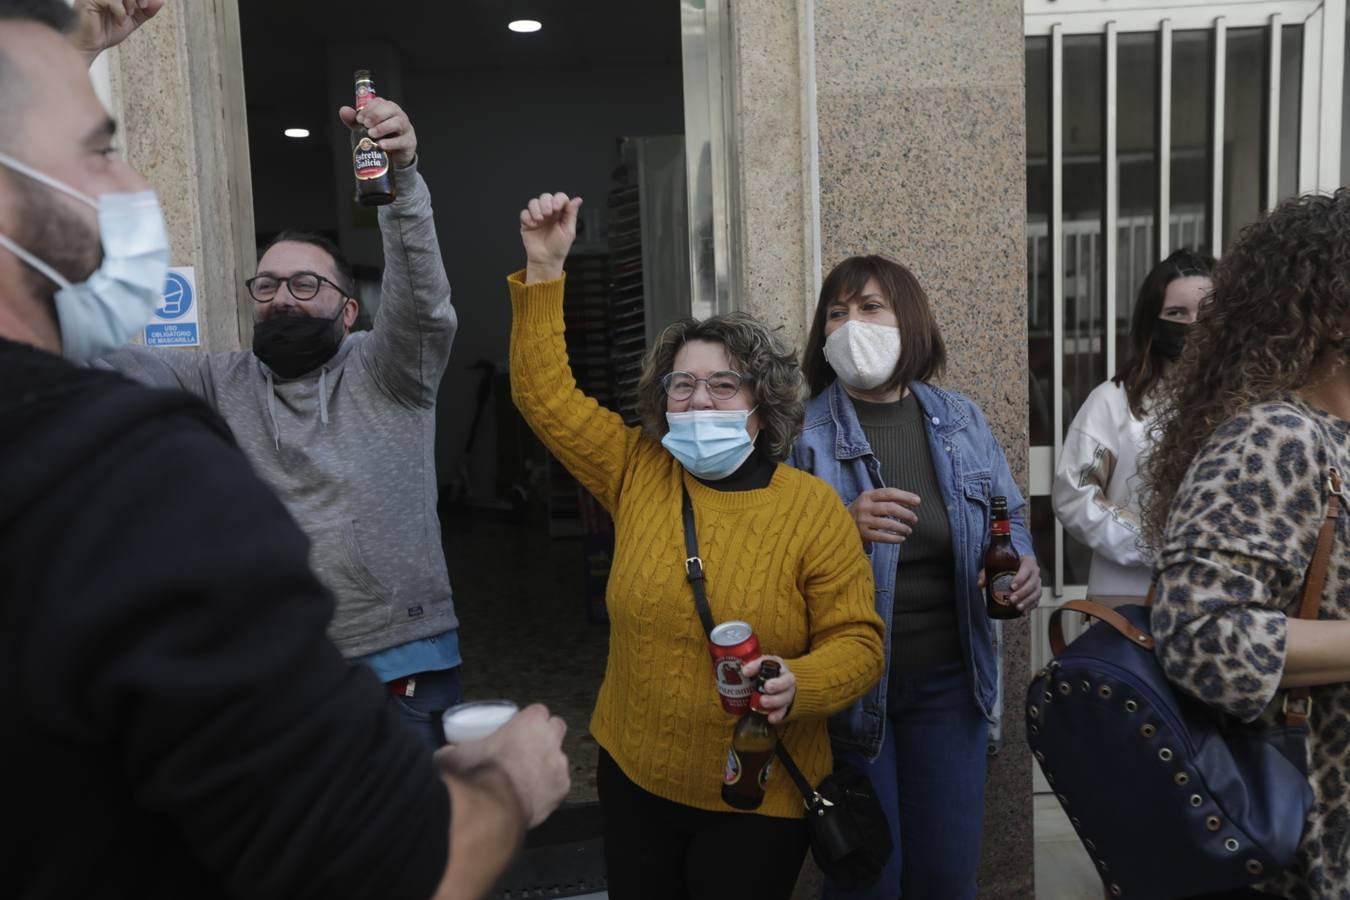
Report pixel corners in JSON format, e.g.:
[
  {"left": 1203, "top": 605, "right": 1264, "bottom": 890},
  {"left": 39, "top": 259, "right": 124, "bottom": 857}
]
[{"left": 1141, "top": 190, "right": 1350, "bottom": 899}]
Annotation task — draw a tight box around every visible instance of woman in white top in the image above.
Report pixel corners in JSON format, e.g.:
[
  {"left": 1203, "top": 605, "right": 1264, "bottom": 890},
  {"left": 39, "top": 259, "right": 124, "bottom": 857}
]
[{"left": 1052, "top": 249, "right": 1214, "bottom": 602}]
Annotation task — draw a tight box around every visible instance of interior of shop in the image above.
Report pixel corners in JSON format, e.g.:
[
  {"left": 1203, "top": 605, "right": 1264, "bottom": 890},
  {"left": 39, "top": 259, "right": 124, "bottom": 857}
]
[{"left": 238, "top": 3, "right": 693, "bottom": 894}]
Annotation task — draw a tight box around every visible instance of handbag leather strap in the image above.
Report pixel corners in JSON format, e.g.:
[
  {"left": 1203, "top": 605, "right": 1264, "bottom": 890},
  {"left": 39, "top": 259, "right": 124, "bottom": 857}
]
[
  {"left": 681, "top": 484, "right": 823, "bottom": 809},
  {"left": 1049, "top": 600, "right": 1155, "bottom": 656},
  {"left": 773, "top": 740, "right": 829, "bottom": 811},
  {"left": 1285, "top": 467, "right": 1342, "bottom": 726},
  {"left": 1050, "top": 467, "right": 1342, "bottom": 730}
]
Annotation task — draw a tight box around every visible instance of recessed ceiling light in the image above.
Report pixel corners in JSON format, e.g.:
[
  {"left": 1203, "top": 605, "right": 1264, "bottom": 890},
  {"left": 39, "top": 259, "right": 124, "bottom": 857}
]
[
  {"left": 508, "top": 19, "right": 542, "bottom": 33},
  {"left": 284, "top": 128, "right": 310, "bottom": 139}
]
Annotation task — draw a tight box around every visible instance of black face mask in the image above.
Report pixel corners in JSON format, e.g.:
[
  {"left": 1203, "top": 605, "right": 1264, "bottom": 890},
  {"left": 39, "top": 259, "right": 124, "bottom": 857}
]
[
  {"left": 1153, "top": 318, "right": 1189, "bottom": 361},
  {"left": 252, "top": 304, "right": 346, "bottom": 378}
]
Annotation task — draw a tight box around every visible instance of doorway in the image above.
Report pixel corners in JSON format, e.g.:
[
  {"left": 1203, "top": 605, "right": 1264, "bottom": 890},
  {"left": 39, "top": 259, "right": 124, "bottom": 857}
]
[{"left": 238, "top": 3, "right": 719, "bottom": 895}]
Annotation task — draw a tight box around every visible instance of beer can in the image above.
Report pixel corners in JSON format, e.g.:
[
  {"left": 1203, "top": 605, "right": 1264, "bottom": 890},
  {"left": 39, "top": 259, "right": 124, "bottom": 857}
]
[{"left": 709, "top": 620, "right": 761, "bottom": 715}]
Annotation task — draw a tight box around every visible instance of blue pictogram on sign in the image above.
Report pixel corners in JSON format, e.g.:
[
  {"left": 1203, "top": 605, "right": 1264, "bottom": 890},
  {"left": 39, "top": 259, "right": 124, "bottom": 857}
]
[{"left": 155, "top": 271, "right": 194, "bottom": 320}]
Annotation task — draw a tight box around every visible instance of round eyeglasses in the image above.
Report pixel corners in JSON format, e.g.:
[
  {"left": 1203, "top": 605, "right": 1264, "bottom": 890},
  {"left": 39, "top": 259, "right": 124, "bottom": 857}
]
[
  {"left": 245, "top": 272, "right": 348, "bottom": 303},
  {"left": 660, "top": 370, "right": 752, "bottom": 401}
]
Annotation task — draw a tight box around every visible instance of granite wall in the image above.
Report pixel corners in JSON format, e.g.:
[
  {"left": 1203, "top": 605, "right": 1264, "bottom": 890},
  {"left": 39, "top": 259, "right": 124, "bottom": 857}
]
[
  {"left": 101, "top": 0, "right": 256, "bottom": 353},
  {"left": 730, "top": 1, "right": 1033, "bottom": 896}
]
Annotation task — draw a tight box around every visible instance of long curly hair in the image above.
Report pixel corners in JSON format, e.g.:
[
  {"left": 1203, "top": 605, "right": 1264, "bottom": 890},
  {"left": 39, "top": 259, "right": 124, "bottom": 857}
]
[
  {"left": 1139, "top": 189, "right": 1350, "bottom": 546},
  {"left": 637, "top": 312, "right": 806, "bottom": 461}
]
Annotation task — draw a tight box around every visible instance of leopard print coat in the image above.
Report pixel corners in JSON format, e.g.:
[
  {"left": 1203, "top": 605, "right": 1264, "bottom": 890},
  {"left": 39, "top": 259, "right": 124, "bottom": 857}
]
[{"left": 1154, "top": 397, "right": 1349, "bottom": 899}]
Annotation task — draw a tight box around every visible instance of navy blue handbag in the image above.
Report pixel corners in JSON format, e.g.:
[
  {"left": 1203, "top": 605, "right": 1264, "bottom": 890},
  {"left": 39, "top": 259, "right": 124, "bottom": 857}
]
[{"left": 1027, "top": 469, "right": 1341, "bottom": 899}]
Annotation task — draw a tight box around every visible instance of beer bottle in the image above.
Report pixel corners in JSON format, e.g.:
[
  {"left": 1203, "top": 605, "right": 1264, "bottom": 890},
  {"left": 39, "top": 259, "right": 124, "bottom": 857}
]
[
  {"left": 351, "top": 69, "right": 396, "bottom": 207},
  {"left": 722, "top": 659, "right": 779, "bottom": 811},
  {"left": 985, "top": 495, "right": 1023, "bottom": 619}
]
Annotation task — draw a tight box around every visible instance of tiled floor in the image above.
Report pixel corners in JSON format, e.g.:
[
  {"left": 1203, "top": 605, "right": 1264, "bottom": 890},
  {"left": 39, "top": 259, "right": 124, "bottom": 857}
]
[
  {"left": 1034, "top": 794, "right": 1103, "bottom": 899},
  {"left": 443, "top": 507, "right": 606, "bottom": 804},
  {"left": 444, "top": 509, "right": 1106, "bottom": 898}
]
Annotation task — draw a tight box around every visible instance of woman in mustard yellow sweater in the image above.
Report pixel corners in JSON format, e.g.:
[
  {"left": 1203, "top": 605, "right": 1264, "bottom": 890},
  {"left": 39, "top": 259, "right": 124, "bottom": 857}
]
[{"left": 509, "top": 192, "right": 885, "bottom": 899}]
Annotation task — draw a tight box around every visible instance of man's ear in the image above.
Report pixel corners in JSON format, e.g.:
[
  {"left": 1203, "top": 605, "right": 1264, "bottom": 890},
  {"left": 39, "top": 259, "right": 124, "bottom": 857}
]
[{"left": 342, "top": 296, "right": 360, "bottom": 333}]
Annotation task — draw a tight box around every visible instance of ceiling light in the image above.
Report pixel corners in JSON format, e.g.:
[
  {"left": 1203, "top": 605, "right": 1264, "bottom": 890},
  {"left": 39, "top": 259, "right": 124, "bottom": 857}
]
[
  {"left": 508, "top": 19, "right": 542, "bottom": 33},
  {"left": 284, "top": 128, "right": 310, "bottom": 139}
]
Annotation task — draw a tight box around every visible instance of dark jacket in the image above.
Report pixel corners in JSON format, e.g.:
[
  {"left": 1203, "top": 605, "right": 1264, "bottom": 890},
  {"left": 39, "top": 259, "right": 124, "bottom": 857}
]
[{"left": 0, "top": 338, "right": 448, "bottom": 899}]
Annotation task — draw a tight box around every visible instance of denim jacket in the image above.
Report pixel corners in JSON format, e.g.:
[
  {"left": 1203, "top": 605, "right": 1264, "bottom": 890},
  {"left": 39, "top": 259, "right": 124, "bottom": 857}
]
[{"left": 787, "top": 380, "right": 1033, "bottom": 761}]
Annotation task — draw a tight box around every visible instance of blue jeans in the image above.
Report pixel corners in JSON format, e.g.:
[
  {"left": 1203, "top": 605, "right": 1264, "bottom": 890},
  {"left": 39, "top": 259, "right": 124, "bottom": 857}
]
[
  {"left": 387, "top": 666, "right": 463, "bottom": 750},
  {"left": 823, "top": 661, "right": 988, "bottom": 900}
]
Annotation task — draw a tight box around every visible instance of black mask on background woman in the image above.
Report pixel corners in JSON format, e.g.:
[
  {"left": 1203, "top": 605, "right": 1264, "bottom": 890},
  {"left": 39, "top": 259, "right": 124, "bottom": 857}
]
[{"left": 1153, "top": 318, "right": 1189, "bottom": 361}]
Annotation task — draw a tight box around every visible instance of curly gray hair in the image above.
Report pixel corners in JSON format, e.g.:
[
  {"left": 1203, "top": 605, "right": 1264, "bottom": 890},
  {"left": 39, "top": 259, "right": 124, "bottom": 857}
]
[{"left": 637, "top": 312, "right": 805, "bottom": 461}]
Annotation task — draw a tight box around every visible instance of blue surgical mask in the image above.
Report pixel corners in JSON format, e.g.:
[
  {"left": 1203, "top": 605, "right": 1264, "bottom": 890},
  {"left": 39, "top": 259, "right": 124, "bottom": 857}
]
[
  {"left": 662, "top": 408, "right": 759, "bottom": 480},
  {"left": 0, "top": 150, "right": 169, "bottom": 362}
]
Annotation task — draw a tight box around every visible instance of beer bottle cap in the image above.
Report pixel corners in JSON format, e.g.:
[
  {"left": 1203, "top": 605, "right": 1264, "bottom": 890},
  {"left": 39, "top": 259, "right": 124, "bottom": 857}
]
[
  {"left": 757, "top": 658, "right": 780, "bottom": 688},
  {"left": 751, "top": 659, "right": 781, "bottom": 706}
]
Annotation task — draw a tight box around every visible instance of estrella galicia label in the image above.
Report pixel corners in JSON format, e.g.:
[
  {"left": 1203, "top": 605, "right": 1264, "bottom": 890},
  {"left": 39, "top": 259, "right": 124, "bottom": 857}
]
[{"left": 354, "top": 137, "right": 389, "bottom": 180}]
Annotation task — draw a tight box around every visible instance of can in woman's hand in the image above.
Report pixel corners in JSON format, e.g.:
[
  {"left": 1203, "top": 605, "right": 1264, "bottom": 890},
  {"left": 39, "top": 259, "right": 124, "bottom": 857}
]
[{"left": 709, "top": 620, "right": 761, "bottom": 715}]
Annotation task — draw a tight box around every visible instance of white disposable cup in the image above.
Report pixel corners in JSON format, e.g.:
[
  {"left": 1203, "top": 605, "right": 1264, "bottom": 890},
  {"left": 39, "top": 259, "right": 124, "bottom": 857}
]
[{"left": 442, "top": 699, "right": 518, "bottom": 744}]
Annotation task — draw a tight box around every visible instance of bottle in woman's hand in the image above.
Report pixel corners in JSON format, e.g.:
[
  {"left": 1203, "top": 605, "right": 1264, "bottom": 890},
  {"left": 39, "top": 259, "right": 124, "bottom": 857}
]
[
  {"left": 985, "top": 496, "right": 1022, "bottom": 619},
  {"left": 722, "top": 660, "right": 780, "bottom": 810}
]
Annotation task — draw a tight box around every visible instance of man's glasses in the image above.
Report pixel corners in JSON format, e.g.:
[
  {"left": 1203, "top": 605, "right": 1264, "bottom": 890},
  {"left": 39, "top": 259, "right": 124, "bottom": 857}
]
[
  {"left": 660, "top": 370, "right": 752, "bottom": 401},
  {"left": 245, "top": 272, "right": 348, "bottom": 303}
]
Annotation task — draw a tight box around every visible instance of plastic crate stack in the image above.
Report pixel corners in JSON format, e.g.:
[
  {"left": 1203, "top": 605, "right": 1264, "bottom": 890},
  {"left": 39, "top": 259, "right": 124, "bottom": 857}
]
[
  {"left": 544, "top": 252, "right": 612, "bottom": 539},
  {"left": 607, "top": 181, "right": 646, "bottom": 426}
]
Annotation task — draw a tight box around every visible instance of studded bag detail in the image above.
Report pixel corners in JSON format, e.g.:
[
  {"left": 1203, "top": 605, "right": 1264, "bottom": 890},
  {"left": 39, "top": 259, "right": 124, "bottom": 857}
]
[{"left": 1027, "top": 469, "right": 1341, "bottom": 898}]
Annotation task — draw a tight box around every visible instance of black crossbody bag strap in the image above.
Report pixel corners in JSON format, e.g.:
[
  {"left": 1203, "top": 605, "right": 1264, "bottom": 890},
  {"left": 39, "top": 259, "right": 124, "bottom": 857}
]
[
  {"left": 682, "top": 486, "right": 716, "bottom": 637},
  {"left": 681, "top": 484, "right": 823, "bottom": 807}
]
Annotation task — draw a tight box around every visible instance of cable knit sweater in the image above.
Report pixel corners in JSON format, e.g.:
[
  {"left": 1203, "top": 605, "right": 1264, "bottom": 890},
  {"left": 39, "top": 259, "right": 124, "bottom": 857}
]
[{"left": 508, "top": 271, "right": 884, "bottom": 818}]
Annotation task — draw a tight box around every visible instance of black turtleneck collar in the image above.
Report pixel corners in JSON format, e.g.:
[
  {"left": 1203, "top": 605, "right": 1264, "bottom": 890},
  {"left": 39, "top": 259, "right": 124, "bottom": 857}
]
[{"left": 694, "top": 445, "right": 776, "bottom": 492}]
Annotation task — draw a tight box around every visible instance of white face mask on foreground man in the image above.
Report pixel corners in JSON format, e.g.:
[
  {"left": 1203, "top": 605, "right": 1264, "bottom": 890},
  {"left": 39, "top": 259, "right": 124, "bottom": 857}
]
[{"left": 0, "top": 148, "right": 168, "bottom": 362}]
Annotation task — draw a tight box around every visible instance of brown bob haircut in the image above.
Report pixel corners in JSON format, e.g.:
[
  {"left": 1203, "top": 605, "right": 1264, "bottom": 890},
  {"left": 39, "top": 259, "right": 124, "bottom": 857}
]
[{"left": 802, "top": 255, "right": 947, "bottom": 398}]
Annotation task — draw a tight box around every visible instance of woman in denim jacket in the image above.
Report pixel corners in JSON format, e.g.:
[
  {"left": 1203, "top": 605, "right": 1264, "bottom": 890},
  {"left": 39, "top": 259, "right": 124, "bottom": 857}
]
[{"left": 788, "top": 255, "right": 1041, "bottom": 900}]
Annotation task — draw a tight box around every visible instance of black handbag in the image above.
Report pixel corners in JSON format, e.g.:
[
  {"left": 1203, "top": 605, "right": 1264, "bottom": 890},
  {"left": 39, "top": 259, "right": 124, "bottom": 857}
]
[
  {"left": 681, "top": 487, "right": 891, "bottom": 889},
  {"left": 1027, "top": 467, "right": 1342, "bottom": 899}
]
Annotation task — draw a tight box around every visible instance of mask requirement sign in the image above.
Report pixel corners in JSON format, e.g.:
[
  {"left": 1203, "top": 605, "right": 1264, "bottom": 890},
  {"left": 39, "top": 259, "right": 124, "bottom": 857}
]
[{"left": 145, "top": 266, "right": 200, "bottom": 348}]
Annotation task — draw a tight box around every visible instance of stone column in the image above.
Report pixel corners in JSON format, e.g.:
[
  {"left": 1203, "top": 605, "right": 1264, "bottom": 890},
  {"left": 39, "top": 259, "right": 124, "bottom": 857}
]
[
  {"left": 97, "top": 0, "right": 256, "bottom": 352},
  {"left": 730, "top": 1, "right": 1033, "bottom": 896},
  {"left": 726, "top": 0, "right": 819, "bottom": 348}
]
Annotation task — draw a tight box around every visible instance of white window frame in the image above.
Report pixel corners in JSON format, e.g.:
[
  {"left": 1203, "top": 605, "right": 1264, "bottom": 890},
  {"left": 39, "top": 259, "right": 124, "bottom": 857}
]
[{"left": 1024, "top": 0, "right": 1344, "bottom": 669}]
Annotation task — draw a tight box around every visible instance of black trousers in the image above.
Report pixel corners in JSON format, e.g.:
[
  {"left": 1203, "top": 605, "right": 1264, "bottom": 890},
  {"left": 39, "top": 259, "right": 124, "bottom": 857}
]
[{"left": 596, "top": 748, "right": 810, "bottom": 900}]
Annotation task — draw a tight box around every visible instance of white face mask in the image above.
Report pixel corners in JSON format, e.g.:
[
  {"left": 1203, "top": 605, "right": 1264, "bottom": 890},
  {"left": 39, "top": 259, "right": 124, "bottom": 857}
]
[
  {"left": 823, "top": 320, "right": 901, "bottom": 390},
  {"left": 0, "top": 150, "right": 169, "bottom": 362}
]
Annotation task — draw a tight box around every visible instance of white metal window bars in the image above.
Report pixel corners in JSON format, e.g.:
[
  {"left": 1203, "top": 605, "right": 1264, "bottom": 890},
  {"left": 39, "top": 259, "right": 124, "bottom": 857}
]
[{"left": 1024, "top": 0, "right": 1344, "bottom": 671}]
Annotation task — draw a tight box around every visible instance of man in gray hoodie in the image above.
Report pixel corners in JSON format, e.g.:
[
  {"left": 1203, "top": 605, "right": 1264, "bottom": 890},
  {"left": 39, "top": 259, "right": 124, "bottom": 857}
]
[{"left": 97, "top": 23, "right": 462, "bottom": 747}]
